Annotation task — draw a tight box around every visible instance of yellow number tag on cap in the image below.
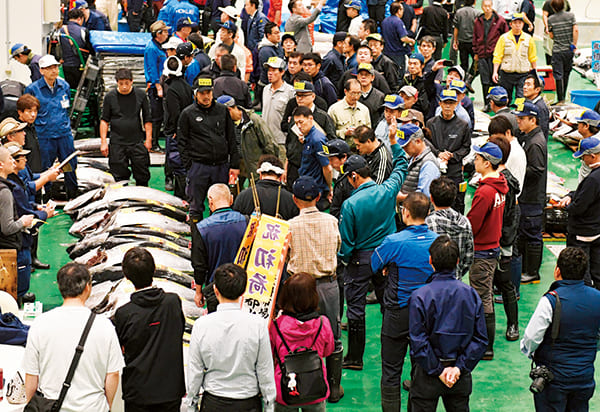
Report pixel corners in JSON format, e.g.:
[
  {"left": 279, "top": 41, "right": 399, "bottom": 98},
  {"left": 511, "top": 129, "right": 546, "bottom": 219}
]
[
  {"left": 197, "top": 78, "right": 212, "bottom": 86},
  {"left": 267, "top": 56, "right": 278, "bottom": 64},
  {"left": 396, "top": 130, "right": 405, "bottom": 140},
  {"left": 294, "top": 81, "right": 305, "bottom": 90},
  {"left": 442, "top": 89, "right": 456, "bottom": 97},
  {"left": 384, "top": 95, "right": 396, "bottom": 103},
  {"left": 401, "top": 110, "right": 409, "bottom": 117},
  {"left": 322, "top": 144, "right": 329, "bottom": 154}
]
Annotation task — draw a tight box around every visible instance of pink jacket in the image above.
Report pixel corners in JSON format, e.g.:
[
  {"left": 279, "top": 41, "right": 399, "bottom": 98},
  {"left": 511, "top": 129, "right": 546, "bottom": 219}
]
[{"left": 269, "top": 314, "right": 334, "bottom": 406}]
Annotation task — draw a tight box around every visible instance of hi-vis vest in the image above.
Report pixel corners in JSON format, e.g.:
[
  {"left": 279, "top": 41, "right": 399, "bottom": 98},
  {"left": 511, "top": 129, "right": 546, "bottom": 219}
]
[{"left": 500, "top": 32, "right": 533, "bottom": 73}]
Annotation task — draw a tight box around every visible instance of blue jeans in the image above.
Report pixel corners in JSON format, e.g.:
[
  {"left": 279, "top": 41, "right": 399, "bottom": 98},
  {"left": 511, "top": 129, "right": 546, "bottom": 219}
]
[
  {"left": 17, "top": 249, "right": 32, "bottom": 297},
  {"left": 39, "top": 136, "right": 78, "bottom": 198},
  {"left": 533, "top": 381, "right": 594, "bottom": 412}
]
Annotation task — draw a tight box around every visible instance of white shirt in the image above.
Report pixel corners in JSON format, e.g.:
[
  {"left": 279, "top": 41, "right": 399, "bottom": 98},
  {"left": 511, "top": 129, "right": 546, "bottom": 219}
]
[
  {"left": 506, "top": 138, "right": 527, "bottom": 194},
  {"left": 209, "top": 41, "right": 247, "bottom": 76},
  {"left": 348, "top": 15, "right": 363, "bottom": 37},
  {"left": 262, "top": 81, "right": 295, "bottom": 145},
  {"left": 186, "top": 302, "right": 276, "bottom": 412},
  {"left": 3, "top": 59, "right": 32, "bottom": 86},
  {"left": 24, "top": 306, "right": 124, "bottom": 412}
]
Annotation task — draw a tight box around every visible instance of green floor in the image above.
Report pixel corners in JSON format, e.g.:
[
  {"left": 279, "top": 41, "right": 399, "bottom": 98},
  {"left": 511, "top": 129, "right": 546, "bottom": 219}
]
[{"left": 31, "top": 41, "right": 600, "bottom": 410}]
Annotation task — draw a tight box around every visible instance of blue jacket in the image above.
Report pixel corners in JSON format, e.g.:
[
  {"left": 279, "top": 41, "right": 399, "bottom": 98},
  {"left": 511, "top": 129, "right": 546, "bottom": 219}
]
[
  {"left": 312, "top": 71, "right": 338, "bottom": 107},
  {"left": 298, "top": 126, "right": 330, "bottom": 194},
  {"left": 338, "top": 143, "right": 408, "bottom": 263},
  {"left": 60, "top": 21, "right": 91, "bottom": 67},
  {"left": 157, "top": 0, "right": 200, "bottom": 34},
  {"left": 192, "top": 208, "right": 248, "bottom": 284},
  {"left": 372, "top": 224, "right": 438, "bottom": 309},
  {"left": 258, "top": 41, "right": 284, "bottom": 84},
  {"left": 184, "top": 59, "right": 201, "bottom": 86},
  {"left": 86, "top": 9, "right": 111, "bottom": 31},
  {"left": 409, "top": 269, "right": 487, "bottom": 376},
  {"left": 381, "top": 15, "right": 410, "bottom": 57},
  {"left": 17, "top": 166, "right": 39, "bottom": 204},
  {"left": 246, "top": 10, "right": 268, "bottom": 51},
  {"left": 534, "top": 280, "right": 600, "bottom": 388},
  {"left": 321, "top": 48, "right": 345, "bottom": 89},
  {"left": 25, "top": 78, "right": 72, "bottom": 139},
  {"left": 144, "top": 38, "right": 167, "bottom": 86},
  {"left": 8, "top": 174, "right": 46, "bottom": 249}
]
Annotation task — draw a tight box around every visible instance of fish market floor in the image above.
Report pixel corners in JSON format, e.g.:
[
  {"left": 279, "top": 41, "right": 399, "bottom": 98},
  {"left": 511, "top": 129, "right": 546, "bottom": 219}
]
[{"left": 34, "top": 70, "right": 600, "bottom": 412}]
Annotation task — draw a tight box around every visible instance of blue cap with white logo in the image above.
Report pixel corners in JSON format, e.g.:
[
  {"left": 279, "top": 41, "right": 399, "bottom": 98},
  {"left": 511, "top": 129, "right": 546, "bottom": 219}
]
[
  {"left": 573, "top": 137, "right": 600, "bottom": 158},
  {"left": 396, "top": 123, "right": 424, "bottom": 147},
  {"left": 574, "top": 110, "right": 600, "bottom": 127},
  {"left": 383, "top": 94, "right": 404, "bottom": 110},
  {"left": 473, "top": 142, "right": 503, "bottom": 165}
]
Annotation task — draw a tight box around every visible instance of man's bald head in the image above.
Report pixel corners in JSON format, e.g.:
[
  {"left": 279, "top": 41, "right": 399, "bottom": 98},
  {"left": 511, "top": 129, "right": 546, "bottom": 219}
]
[
  {"left": 0, "top": 146, "right": 14, "bottom": 177},
  {"left": 207, "top": 183, "right": 233, "bottom": 211},
  {"left": 0, "top": 146, "right": 10, "bottom": 163}
]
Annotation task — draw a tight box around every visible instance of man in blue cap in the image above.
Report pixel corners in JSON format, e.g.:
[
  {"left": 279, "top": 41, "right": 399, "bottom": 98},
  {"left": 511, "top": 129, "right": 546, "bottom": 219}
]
[
  {"left": 210, "top": 21, "right": 247, "bottom": 78},
  {"left": 573, "top": 109, "right": 600, "bottom": 182},
  {"left": 558, "top": 137, "right": 600, "bottom": 288},
  {"left": 513, "top": 101, "right": 547, "bottom": 285},
  {"left": 292, "top": 106, "right": 332, "bottom": 211},
  {"left": 9, "top": 44, "right": 41, "bottom": 83},
  {"left": 322, "top": 139, "right": 352, "bottom": 219},
  {"left": 173, "top": 17, "right": 196, "bottom": 42},
  {"left": 397, "top": 53, "right": 430, "bottom": 118},
  {"left": 372, "top": 191, "right": 439, "bottom": 410},
  {"left": 338, "top": 123, "right": 408, "bottom": 371},
  {"left": 396, "top": 123, "right": 440, "bottom": 202},
  {"left": 467, "top": 141, "right": 509, "bottom": 360},
  {"left": 522, "top": 74, "right": 550, "bottom": 139},
  {"left": 74, "top": 0, "right": 111, "bottom": 31},
  {"left": 345, "top": 0, "right": 363, "bottom": 36},
  {"left": 488, "top": 86, "right": 519, "bottom": 136},
  {"left": 434, "top": 80, "right": 473, "bottom": 129},
  {"left": 287, "top": 174, "right": 345, "bottom": 402},
  {"left": 492, "top": 12, "right": 537, "bottom": 103},
  {"left": 375, "top": 94, "right": 404, "bottom": 152},
  {"left": 426, "top": 89, "right": 471, "bottom": 214}
]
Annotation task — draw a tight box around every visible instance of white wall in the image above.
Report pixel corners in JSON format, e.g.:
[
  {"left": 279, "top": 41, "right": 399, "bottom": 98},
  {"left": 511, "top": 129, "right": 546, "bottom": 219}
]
[{"left": 0, "top": 0, "right": 61, "bottom": 77}]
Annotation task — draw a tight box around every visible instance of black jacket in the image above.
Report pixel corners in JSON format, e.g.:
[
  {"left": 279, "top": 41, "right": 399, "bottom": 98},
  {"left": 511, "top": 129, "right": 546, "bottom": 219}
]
[
  {"left": 426, "top": 114, "right": 471, "bottom": 180},
  {"left": 337, "top": 69, "right": 391, "bottom": 99},
  {"left": 518, "top": 127, "right": 547, "bottom": 206},
  {"left": 330, "top": 173, "right": 353, "bottom": 219},
  {"left": 164, "top": 76, "right": 194, "bottom": 136},
  {"left": 360, "top": 87, "right": 386, "bottom": 127},
  {"left": 322, "top": 48, "right": 346, "bottom": 88},
  {"left": 365, "top": 141, "right": 393, "bottom": 184},
  {"left": 213, "top": 70, "right": 252, "bottom": 109},
  {"left": 312, "top": 71, "right": 338, "bottom": 107},
  {"left": 500, "top": 168, "right": 521, "bottom": 247},
  {"left": 419, "top": 3, "right": 449, "bottom": 42},
  {"left": 397, "top": 74, "right": 430, "bottom": 116},
  {"left": 373, "top": 53, "right": 400, "bottom": 92},
  {"left": 567, "top": 166, "right": 600, "bottom": 236},
  {"left": 177, "top": 100, "right": 240, "bottom": 169},
  {"left": 233, "top": 179, "right": 299, "bottom": 220},
  {"left": 113, "top": 288, "right": 186, "bottom": 404},
  {"left": 23, "top": 123, "right": 42, "bottom": 173}
]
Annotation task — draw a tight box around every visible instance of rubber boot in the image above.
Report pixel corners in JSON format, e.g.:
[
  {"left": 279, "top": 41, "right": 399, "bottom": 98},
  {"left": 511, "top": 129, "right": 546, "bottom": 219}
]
[
  {"left": 343, "top": 318, "right": 365, "bottom": 370},
  {"left": 555, "top": 78, "right": 565, "bottom": 103},
  {"left": 511, "top": 254, "right": 522, "bottom": 296},
  {"left": 31, "top": 234, "right": 50, "bottom": 270},
  {"left": 522, "top": 242, "right": 542, "bottom": 284},
  {"left": 381, "top": 384, "right": 401, "bottom": 412},
  {"left": 151, "top": 121, "right": 163, "bottom": 152},
  {"left": 503, "top": 287, "right": 519, "bottom": 341},
  {"left": 326, "top": 349, "right": 345, "bottom": 403},
  {"left": 465, "top": 72, "right": 476, "bottom": 94},
  {"left": 483, "top": 313, "right": 495, "bottom": 360}
]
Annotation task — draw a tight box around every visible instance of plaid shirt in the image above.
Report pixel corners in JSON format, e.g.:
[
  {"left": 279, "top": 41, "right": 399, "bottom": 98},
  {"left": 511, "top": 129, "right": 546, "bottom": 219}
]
[
  {"left": 425, "top": 208, "right": 474, "bottom": 278},
  {"left": 288, "top": 206, "right": 341, "bottom": 279}
]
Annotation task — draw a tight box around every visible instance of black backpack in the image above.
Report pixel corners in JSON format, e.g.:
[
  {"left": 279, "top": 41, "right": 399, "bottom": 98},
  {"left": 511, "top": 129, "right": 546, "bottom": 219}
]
[{"left": 273, "top": 317, "right": 328, "bottom": 405}]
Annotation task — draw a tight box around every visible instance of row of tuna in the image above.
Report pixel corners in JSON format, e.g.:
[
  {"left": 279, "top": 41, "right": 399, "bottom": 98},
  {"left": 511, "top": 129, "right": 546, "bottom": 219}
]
[{"left": 63, "top": 184, "right": 203, "bottom": 328}]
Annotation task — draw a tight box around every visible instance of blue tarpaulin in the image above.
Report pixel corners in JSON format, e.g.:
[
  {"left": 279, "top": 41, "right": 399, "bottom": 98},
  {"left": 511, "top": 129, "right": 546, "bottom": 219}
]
[{"left": 90, "top": 31, "right": 152, "bottom": 55}]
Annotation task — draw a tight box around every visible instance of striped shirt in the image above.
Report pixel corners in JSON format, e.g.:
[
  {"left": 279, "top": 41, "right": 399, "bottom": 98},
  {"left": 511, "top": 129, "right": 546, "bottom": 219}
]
[
  {"left": 548, "top": 11, "right": 576, "bottom": 53},
  {"left": 365, "top": 141, "right": 393, "bottom": 184}
]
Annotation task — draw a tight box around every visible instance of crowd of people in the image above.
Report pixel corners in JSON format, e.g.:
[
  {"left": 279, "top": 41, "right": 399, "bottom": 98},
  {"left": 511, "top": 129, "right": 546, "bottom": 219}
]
[{"left": 1, "top": 0, "right": 600, "bottom": 411}]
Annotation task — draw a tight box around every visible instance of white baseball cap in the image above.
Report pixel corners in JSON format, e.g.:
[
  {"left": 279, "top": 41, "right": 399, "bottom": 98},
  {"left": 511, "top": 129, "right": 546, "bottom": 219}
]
[
  {"left": 39, "top": 55, "right": 60, "bottom": 68},
  {"left": 162, "top": 36, "right": 183, "bottom": 50}
]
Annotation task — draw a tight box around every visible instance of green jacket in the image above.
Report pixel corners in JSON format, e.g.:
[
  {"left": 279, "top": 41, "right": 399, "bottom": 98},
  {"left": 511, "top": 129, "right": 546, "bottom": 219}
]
[
  {"left": 338, "top": 143, "right": 408, "bottom": 263},
  {"left": 240, "top": 109, "right": 282, "bottom": 180}
]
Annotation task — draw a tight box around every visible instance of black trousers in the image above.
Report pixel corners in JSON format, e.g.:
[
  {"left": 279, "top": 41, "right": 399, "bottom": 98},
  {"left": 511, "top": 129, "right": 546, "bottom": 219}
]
[
  {"left": 200, "top": 392, "right": 262, "bottom": 412},
  {"left": 498, "top": 70, "right": 527, "bottom": 104},
  {"left": 368, "top": 4, "right": 386, "bottom": 28},
  {"left": 458, "top": 42, "right": 474, "bottom": 74},
  {"left": 125, "top": 399, "right": 181, "bottom": 412},
  {"left": 410, "top": 364, "right": 472, "bottom": 412},
  {"left": 186, "top": 162, "right": 229, "bottom": 220},
  {"left": 126, "top": 11, "right": 143, "bottom": 32},
  {"left": 567, "top": 233, "right": 600, "bottom": 289},
  {"left": 62, "top": 65, "right": 82, "bottom": 90},
  {"left": 109, "top": 141, "right": 151, "bottom": 186},
  {"left": 381, "top": 306, "right": 410, "bottom": 387}
]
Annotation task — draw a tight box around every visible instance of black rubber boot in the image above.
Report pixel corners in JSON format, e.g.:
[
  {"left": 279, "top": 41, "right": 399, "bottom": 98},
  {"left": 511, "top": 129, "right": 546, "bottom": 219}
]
[
  {"left": 522, "top": 242, "right": 543, "bottom": 284},
  {"left": 326, "top": 349, "right": 345, "bottom": 403},
  {"left": 343, "top": 318, "right": 365, "bottom": 370},
  {"left": 31, "top": 234, "right": 50, "bottom": 270},
  {"left": 464, "top": 72, "right": 476, "bottom": 93},
  {"left": 381, "top": 384, "right": 401, "bottom": 412},
  {"left": 483, "top": 313, "right": 495, "bottom": 360},
  {"left": 555, "top": 78, "right": 565, "bottom": 103},
  {"left": 503, "top": 289, "right": 519, "bottom": 341}
]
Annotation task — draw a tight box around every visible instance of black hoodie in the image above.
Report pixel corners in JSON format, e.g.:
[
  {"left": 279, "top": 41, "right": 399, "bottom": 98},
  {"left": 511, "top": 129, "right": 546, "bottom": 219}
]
[{"left": 114, "top": 287, "right": 186, "bottom": 404}]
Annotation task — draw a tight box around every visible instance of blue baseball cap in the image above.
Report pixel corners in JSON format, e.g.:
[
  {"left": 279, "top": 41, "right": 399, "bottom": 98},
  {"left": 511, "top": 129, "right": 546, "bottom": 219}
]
[
  {"left": 216, "top": 95, "right": 236, "bottom": 107},
  {"left": 511, "top": 12, "right": 526, "bottom": 21},
  {"left": 487, "top": 86, "right": 509, "bottom": 103},
  {"left": 345, "top": 0, "right": 361, "bottom": 10},
  {"left": 318, "top": 139, "right": 351, "bottom": 157},
  {"left": 220, "top": 20, "right": 238, "bottom": 33},
  {"left": 574, "top": 109, "right": 600, "bottom": 127},
  {"left": 512, "top": 99, "right": 539, "bottom": 117},
  {"left": 383, "top": 94, "right": 404, "bottom": 110},
  {"left": 408, "top": 53, "right": 424, "bottom": 64},
  {"left": 439, "top": 89, "right": 458, "bottom": 102},
  {"left": 473, "top": 142, "right": 503, "bottom": 165},
  {"left": 294, "top": 80, "right": 315, "bottom": 94},
  {"left": 293, "top": 176, "right": 321, "bottom": 201},
  {"left": 176, "top": 17, "right": 196, "bottom": 31},
  {"left": 74, "top": 0, "right": 88, "bottom": 9},
  {"left": 340, "top": 155, "right": 368, "bottom": 175},
  {"left": 396, "top": 123, "right": 424, "bottom": 147},
  {"left": 573, "top": 137, "right": 600, "bottom": 158},
  {"left": 10, "top": 43, "right": 27, "bottom": 57},
  {"left": 449, "top": 80, "right": 466, "bottom": 94}
]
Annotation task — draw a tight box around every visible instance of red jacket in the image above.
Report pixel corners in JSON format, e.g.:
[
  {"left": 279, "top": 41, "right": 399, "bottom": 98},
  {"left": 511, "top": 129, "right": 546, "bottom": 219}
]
[
  {"left": 473, "top": 12, "right": 509, "bottom": 58},
  {"left": 467, "top": 173, "right": 508, "bottom": 251}
]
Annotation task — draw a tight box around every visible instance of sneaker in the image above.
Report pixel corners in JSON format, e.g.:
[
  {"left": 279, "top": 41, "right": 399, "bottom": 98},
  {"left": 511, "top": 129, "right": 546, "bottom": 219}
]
[
  {"left": 494, "top": 293, "right": 521, "bottom": 304},
  {"left": 506, "top": 324, "right": 519, "bottom": 341},
  {"left": 342, "top": 359, "right": 363, "bottom": 370},
  {"left": 521, "top": 273, "right": 541, "bottom": 284},
  {"left": 165, "top": 178, "right": 174, "bottom": 191},
  {"left": 482, "top": 350, "right": 494, "bottom": 360}
]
